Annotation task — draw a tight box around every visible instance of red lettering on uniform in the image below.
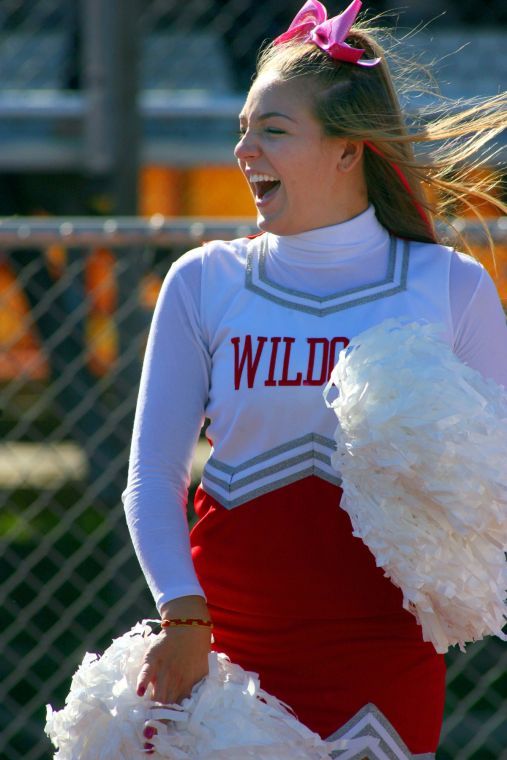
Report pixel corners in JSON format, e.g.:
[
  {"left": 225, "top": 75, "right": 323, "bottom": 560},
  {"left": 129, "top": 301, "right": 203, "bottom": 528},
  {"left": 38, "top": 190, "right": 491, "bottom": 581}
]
[
  {"left": 328, "top": 337, "right": 349, "bottom": 378},
  {"left": 264, "top": 337, "right": 282, "bottom": 386},
  {"left": 304, "top": 338, "right": 330, "bottom": 385},
  {"left": 231, "top": 335, "right": 268, "bottom": 390},
  {"left": 278, "top": 337, "right": 302, "bottom": 386}
]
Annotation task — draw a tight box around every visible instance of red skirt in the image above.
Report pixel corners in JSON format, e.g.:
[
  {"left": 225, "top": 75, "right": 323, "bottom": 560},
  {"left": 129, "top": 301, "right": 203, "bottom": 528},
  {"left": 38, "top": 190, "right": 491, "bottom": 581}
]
[{"left": 190, "top": 476, "right": 445, "bottom": 754}]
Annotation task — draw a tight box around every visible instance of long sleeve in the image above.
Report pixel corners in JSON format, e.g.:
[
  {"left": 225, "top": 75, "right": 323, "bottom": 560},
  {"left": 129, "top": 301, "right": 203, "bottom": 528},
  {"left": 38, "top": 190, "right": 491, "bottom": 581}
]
[
  {"left": 122, "top": 249, "right": 210, "bottom": 611},
  {"left": 450, "top": 251, "right": 507, "bottom": 388}
]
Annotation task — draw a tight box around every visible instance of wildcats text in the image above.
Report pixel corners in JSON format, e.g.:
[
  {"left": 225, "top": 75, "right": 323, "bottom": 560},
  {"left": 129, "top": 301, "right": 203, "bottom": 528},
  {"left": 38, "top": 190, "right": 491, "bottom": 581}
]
[{"left": 231, "top": 335, "right": 349, "bottom": 390}]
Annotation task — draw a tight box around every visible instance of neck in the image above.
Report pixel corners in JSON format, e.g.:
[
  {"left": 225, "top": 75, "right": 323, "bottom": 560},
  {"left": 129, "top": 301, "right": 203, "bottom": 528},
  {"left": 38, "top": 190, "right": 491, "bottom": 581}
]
[{"left": 267, "top": 205, "right": 388, "bottom": 264}]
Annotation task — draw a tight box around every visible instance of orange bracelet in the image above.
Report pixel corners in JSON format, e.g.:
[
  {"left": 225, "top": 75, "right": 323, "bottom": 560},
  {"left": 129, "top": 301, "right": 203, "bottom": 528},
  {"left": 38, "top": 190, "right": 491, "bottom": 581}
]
[{"left": 160, "top": 618, "right": 213, "bottom": 629}]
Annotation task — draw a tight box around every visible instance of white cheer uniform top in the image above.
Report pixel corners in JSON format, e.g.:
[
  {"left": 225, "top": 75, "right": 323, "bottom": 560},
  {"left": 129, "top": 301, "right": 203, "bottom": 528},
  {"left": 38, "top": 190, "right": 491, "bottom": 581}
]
[
  {"left": 122, "top": 206, "right": 507, "bottom": 609},
  {"left": 203, "top": 233, "right": 447, "bottom": 508}
]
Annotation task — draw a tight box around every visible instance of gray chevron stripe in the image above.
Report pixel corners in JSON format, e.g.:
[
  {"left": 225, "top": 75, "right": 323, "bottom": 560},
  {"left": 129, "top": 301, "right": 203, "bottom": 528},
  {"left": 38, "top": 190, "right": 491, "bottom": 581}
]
[
  {"left": 204, "top": 449, "right": 333, "bottom": 494},
  {"left": 206, "top": 432, "right": 336, "bottom": 476},
  {"left": 202, "top": 466, "right": 342, "bottom": 510},
  {"left": 326, "top": 703, "right": 436, "bottom": 759}
]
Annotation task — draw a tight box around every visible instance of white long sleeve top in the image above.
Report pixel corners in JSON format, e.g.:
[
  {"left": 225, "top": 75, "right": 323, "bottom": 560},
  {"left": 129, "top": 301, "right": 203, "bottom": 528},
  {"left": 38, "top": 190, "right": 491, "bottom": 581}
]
[{"left": 122, "top": 206, "right": 507, "bottom": 610}]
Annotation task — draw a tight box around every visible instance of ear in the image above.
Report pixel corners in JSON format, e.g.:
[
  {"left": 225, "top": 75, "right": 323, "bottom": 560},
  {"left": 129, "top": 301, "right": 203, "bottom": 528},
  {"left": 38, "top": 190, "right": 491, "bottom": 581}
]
[{"left": 337, "top": 140, "right": 364, "bottom": 172}]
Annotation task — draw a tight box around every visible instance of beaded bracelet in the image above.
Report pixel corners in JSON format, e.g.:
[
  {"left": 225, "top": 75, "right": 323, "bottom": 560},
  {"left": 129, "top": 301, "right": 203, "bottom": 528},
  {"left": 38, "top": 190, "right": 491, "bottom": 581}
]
[{"left": 160, "top": 618, "right": 213, "bottom": 629}]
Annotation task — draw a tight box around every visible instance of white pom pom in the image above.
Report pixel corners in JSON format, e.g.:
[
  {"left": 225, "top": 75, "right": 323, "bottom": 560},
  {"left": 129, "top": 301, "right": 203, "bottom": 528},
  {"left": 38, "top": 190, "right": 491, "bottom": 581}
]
[
  {"left": 324, "top": 318, "right": 507, "bottom": 653},
  {"left": 45, "top": 622, "right": 347, "bottom": 759},
  {"left": 45, "top": 621, "right": 153, "bottom": 759}
]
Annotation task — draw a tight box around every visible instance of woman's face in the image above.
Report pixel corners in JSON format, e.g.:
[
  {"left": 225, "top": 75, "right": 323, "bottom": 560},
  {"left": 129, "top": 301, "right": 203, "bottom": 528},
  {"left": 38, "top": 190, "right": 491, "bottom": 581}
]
[{"left": 234, "top": 73, "right": 366, "bottom": 235}]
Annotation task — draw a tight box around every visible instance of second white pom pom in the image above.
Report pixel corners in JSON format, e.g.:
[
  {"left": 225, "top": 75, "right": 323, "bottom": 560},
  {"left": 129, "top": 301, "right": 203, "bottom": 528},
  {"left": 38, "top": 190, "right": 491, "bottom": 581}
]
[{"left": 324, "top": 318, "right": 507, "bottom": 653}]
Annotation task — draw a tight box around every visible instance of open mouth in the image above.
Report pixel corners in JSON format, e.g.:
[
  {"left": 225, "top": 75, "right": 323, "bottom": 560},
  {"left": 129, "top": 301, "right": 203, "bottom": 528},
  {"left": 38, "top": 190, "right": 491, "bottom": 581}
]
[{"left": 249, "top": 174, "right": 281, "bottom": 204}]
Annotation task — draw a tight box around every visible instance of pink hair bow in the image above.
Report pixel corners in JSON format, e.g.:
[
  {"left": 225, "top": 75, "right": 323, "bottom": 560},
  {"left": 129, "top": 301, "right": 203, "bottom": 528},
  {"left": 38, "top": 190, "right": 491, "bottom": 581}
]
[{"left": 274, "top": 0, "right": 380, "bottom": 67}]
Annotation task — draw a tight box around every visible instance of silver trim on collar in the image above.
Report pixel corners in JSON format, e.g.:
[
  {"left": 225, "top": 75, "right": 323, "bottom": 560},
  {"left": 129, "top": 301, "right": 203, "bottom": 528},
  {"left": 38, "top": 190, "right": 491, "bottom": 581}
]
[{"left": 245, "top": 236, "right": 409, "bottom": 316}]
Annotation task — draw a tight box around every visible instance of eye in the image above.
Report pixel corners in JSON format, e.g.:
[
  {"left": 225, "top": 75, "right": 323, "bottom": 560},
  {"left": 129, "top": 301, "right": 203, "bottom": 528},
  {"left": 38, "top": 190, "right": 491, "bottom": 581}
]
[{"left": 265, "top": 127, "right": 285, "bottom": 135}]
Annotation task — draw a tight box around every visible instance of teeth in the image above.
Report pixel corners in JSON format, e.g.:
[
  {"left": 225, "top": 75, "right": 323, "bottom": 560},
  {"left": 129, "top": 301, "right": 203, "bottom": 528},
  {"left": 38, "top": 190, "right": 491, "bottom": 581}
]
[{"left": 249, "top": 174, "right": 279, "bottom": 183}]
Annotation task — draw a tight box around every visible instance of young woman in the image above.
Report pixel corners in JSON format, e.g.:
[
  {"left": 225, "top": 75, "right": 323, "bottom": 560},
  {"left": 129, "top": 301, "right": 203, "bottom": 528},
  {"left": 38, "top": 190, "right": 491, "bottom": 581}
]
[{"left": 122, "top": 2, "right": 507, "bottom": 755}]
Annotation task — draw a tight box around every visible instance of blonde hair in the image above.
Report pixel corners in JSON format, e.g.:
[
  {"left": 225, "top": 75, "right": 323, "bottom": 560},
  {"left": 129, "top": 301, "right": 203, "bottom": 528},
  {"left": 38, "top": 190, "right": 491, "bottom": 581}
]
[{"left": 255, "top": 23, "right": 507, "bottom": 256}]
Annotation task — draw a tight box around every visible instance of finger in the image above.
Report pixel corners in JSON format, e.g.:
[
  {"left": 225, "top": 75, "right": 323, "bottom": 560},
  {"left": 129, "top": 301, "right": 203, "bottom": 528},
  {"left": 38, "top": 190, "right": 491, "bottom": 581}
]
[
  {"left": 152, "top": 677, "right": 176, "bottom": 704},
  {"left": 136, "top": 662, "right": 155, "bottom": 698}
]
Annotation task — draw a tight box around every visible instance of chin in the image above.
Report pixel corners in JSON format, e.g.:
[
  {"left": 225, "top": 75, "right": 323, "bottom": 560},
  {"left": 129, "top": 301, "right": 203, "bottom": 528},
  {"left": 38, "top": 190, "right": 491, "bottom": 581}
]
[{"left": 257, "top": 214, "right": 296, "bottom": 236}]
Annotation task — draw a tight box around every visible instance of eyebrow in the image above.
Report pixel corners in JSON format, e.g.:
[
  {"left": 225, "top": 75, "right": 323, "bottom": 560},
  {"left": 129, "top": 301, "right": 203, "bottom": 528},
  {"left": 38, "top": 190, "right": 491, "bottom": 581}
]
[{"left": 239, "top": 111, "right": 297, "bottom": 123}]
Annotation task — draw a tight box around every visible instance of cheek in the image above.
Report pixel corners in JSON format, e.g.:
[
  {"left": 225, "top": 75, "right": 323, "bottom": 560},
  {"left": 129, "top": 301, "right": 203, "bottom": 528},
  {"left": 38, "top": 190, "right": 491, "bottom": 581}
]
[
  {"left": 283, "top": 156, "right": 316, "bottom": 189},
  {"left": 284, "top": 162, "right": 326, "bottom": 203}
]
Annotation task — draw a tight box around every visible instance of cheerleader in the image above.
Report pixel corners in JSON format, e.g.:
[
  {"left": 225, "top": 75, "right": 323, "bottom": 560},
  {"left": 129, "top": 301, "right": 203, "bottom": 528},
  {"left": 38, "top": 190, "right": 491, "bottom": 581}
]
[{"left": 122, "top": 1, "right": 507, "bottom": 756}]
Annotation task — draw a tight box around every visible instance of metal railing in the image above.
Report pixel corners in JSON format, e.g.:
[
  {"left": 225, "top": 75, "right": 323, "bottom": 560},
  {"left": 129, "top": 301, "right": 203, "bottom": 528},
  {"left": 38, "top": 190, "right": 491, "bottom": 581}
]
[{"left": 0, "top": 1, "right": 506, "bottom": 171}]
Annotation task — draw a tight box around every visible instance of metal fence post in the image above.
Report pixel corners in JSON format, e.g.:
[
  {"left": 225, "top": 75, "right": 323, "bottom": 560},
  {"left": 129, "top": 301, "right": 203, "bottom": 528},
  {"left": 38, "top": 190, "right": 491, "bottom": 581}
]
[
  {"left": 81, "top": 0, "right": 114, "bottom": 174},
  {"left": 81, "top": 0, "right": 140, "bottom": 215}
]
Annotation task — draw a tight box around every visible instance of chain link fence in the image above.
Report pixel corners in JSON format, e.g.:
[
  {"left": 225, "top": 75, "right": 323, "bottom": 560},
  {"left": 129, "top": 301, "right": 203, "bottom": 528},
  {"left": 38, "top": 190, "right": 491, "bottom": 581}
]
[
  {"left": 1, "top": 1, "right": 507, "bottom": 759},
  {"left": 0, "top": 219, "right": 505, "bottom": 760},
  {"left": 1, "top": 0, "right": 506, "bottom": 91}
]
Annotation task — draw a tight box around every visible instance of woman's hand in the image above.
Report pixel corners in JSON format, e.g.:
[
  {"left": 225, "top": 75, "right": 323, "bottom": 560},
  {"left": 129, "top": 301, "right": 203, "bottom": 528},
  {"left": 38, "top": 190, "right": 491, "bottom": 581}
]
[{"left": 136, "top": 595, "right": 212, "bottom": 704}]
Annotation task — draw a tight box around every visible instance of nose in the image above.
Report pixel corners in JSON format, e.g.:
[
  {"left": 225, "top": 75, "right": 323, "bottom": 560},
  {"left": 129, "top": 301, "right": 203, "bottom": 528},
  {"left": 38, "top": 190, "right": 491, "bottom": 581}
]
[{"left": 234, "top": 130, "right": 260, "bottom": 161}]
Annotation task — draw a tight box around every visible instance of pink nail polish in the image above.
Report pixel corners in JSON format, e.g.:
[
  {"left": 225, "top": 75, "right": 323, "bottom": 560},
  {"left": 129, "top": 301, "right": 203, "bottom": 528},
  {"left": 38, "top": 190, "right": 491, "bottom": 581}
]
[
  {"left": 137, "top": 685, "right": 146, "bottom": 697},
  {"left": 144, "top": 742, "right": 154, "bottom": 752},
  {"left": 144, "top": 726, "right": 156, "bottom": 739}
]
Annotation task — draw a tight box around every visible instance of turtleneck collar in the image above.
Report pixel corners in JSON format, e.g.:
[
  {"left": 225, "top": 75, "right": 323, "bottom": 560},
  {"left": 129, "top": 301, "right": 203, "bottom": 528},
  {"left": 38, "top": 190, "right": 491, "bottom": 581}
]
[{"left": 266, "top": 205, "right": 389, "bottom": 267}]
